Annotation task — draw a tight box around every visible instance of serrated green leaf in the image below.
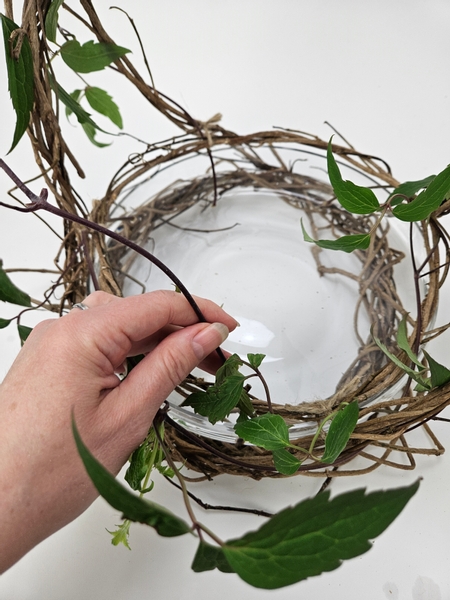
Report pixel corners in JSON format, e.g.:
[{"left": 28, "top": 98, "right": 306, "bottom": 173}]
[
  {"left": 0, "top": 264, "right": 31, "bottom": 306},
  {"left": 301, "top": 220, "right": 370, "bottom": 253},
  {"left": 44, "top": 0, "right": 64, "bottom": 43},
  {"left": 72, "top": 418, "right": 190, "bottom": 537},
  {"left": 215, "top": 353, "right": 243, "bottom": 385},
  {"left": 222, "top": 481, "right": 420, "bottom": 589},
  {"left": 389, "top": 175, "right": 436, "bottom": 205},
  {"left": 373, "top": 334, "right": 430, "bottom": 389},
  {"left": 272, "top": 448, "right": 301, "bottom": 475},
  {"left": 423, "top": 350, "right": 450, "bottom": 388},
  {"left": 17, "top": 324, "right": 32, "bottom": 345},
  {"left": 60, "top": 39, "right": 130, "bottom": 73},
  {"left": 393, "top": 164, "right": 450, "bottom": 222},
  {"left": 81, "top": 121, "right": 111, "bottom": 147},
  {"left": 327, "top": 138, "right": 380, "bottom": 214},
  {"left": 234, "top": 413, "right": 289, "bottom": 450},
  {"left": 247, "top": 353, "right": 265, "bottom": 369},
  {"left": 321, "top": 402, "right": 359, "bottom": 464},
  {"left": 85, "top": 86, "right": 123, "bottom": 129},
  {"left": 64, "top": 88, "right": 82, "bottom": 119},
  {"left": 396, "top": 315, "right": 425, "bottom": 370},
  {"left": 0, "top": 318, "right": 11, "bottom": 329},
  {"left": 1, "top": 15, "right": 34, "bottom": 152},
  {"left": 191, "top": 541, "right": 234, "bottom": 573},
  {"left": 125, "top": 441, "right": 151, "bottom": 491},
  {"left": 182, "top": 375, "right": 244, "bottom": 425},
  {"left": 237, "top": 388, "right": 255, "bottom": 418}
]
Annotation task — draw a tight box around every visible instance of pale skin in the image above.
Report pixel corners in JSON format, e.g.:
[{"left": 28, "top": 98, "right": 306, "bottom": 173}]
[{"left": 0, "top": 290, "right": 237, "bottom": 573}]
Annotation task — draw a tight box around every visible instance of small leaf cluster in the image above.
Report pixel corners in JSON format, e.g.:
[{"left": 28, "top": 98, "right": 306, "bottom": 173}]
[
  {"left": 182, "top": 353, "right": 360, "bottom": 475},
  {"left": 0, "top": 260, "right": 33, "bottom": 344},
  {"left": 373, "top": 315, "right": 450, "bottom": 392},
  {"left": 302, "top": 137, "right": 450, "bottom": 252},
  {"left": 1, "top": 3, "right": 129, "bottom": 150}
]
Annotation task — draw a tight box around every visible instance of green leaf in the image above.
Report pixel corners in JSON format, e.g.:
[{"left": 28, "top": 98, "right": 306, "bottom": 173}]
[
  {"left": 85, "top": 86, "right": 123, "bottom": 129},
  {"left": 236, "top": 388, "right": 255, "bottom": 418},
  {"left": 272, "top": 448, "right": 301, "bottom": 475},
  {"left": 0, "top": 318, "right": 11, "bottom": 329},
  {"left": 182, "top": 374, "right": 245, "bottom": 425},
  {"left": 191, "top": 541, "right": 234, "bottom": 574},
  {"left": 372, "top": 334, "right": 430, "bottom": 389},
  {"left": 393, "top": 164, "right": 450, "bottom": 222},
  {"left": 17, "top": 324, "right": 32, "bottom": 345},
  {"left": 301, "top": 220, "right": 370, "bottom": 253},
  {"left": 423, "top": 350, "right": 450, "bottom": 388},
  {"left": 327, "top": 138, "right": 380, "bottom": 214},
  {"left": 60, "top": 39, "right": 130, "bottom": 73},
  {"left": 222, "top": 481, "right": 420, "bottom": 589},
  {"left": 49, "top": 77, "right": 98, "bottom": 129},
  {"left": 44, "top": 0, "right": 65, "bottom": 43},
  {"left": 247, "top": 353, "right": 265, "bottom": 369},
  {"left": 81, "top": 121, "right": 111, "bottom": 147},
  {"left": 125, "top": 441, "right": 151, "bottom": 491},
  {"left": 0, "top": 263, "right": 31, "bottom": 306},
  {"left": 72, "top": 418, "right": 190, "bottom": 537},
  {"left": 396, "top": 315, "right": 425, "bottom": 370},
  {"left": 215, "top": 353, "right": 243, "bottom": 385},
  {"left": 107, "top": 520, "right": 131, "bottom": 550},
  {"left": 389, "top": 175, "right": 436, "bottom": 205},
  {"left": 234, "top": 413, "right": 289, "bottom": 450},
  {"left": 321, "top": 402, "right": 359, "bottom": 464},
  {"left": 1, "top": 15, "right": 34, "bottom": 152}
]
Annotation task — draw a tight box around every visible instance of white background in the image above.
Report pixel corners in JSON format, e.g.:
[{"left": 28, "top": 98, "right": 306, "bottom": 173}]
[{"left": 1, "top": 1, "right": 450, "bottom": 598}]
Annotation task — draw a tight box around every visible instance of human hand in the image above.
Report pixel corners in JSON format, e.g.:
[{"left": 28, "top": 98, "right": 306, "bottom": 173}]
[{"left": 0, "top": 290, "right": 237, "bottom": 572}]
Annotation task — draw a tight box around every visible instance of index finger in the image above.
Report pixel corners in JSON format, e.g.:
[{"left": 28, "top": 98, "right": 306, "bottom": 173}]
[{"left": 66, "top": 290, "right": 238, "bottom": 366}]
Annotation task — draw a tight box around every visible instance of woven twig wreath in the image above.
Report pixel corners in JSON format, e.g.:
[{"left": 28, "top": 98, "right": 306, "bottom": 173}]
[{"left": 9, "top": 0, "right": 450, "bottom": 480}]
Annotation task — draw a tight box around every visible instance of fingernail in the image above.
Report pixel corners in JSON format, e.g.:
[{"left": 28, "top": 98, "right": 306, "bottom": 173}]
[{"left": 192, "top": 322, "right": 229, "bottom": 360}]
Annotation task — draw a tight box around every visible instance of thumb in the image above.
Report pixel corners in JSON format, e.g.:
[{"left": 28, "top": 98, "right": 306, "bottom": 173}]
[{"left": 102, "top": 322, "right": 229, "bottom": 442}]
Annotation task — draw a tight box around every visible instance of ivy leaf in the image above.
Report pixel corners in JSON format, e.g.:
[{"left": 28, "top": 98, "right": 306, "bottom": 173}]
[
  {"left": 44, "top": 0, "right": 64, "bottom": 43},
  {"left": 1, "top": 14, "right": 34, "bottom": 152},
  {"left": 327, "top": 138, "right": 380, "bottom": 214},
  {"left": 302, "top": 220, "right": 370, "bottom": 253},
  {"left": 321, "top": 402, "right": 359, "bottom": 464},
  {"left": 60, "top": 39, "right": 130, "bottom": 73},
  {"left": 72, "top": 418, "right": 191, "bottom": 537},
  {"left": 191, "top": 541, "right": 234, "bottom": 573},
  {"left": 0, "top": 263, "right": 31, "bottom": 306},
  {"left": 85, "top": 86, "right": 123, "bottom": 129},
  {"left": 372, "top": 333, "right": 430, "bottom": 389},
  {"left": 423, "top": 350, "right": 450, "bottom": 388},
  {"left": 247, "top": 353, "right": 265, "bottom": 369},
  {"left": 0, "top": 318, "right": 11, "bottom": 329},
  {"left": 272, "top": 448, "right": 301, "bottom": 475},
  {"left": 221, "top": 481, "right": 420, "bottom": 589},
  {"left": 393, "top": 164, "right": 450, "bottom": 222},
  {"left": 396, "top": 315, "right": 425, "bottom": 370},
  {"left": 234, "top": 413, "right": 290, "bottom": 450},
  {"left": 389, "top": 175, "right": 436, "bottom": 206}
]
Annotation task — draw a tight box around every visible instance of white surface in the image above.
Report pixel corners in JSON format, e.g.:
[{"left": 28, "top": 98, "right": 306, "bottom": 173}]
[{"left": 1, "top": 1, "right": 450, "bottom": 598}]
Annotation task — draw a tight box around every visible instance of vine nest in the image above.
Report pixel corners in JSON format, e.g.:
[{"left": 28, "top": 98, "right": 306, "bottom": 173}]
[{"left": 7, "top": 0, "right": 450, "bottom": 480}]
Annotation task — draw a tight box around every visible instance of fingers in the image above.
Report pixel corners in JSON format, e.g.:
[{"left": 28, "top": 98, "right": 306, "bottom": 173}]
[
  {"left": 66, "top": 290, "right": 238, "bottom": 369},
  {"left": 98, "top": 320, "right": 230, "bottom": 444}
]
